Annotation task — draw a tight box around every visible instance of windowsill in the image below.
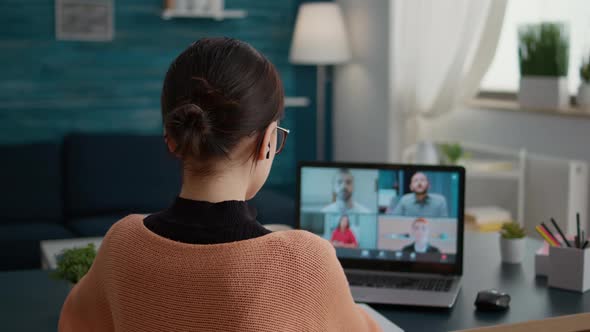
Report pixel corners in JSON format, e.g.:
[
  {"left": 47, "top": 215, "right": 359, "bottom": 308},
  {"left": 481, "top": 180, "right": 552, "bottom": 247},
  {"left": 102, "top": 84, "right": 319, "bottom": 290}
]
[{"left": 468, "top": 96, "right": 590, "bottom": 119}]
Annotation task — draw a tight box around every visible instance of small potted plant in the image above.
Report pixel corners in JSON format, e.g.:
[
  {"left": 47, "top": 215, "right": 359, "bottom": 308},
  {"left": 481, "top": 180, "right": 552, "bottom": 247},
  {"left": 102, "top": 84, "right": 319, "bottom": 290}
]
[
  {"left": 440, "top": 143, "right": 471, "bottom": 165},
  {"left": 500, "top": 222, "right": 526, "bottom": 264},
  {"left": 517, "top": 22, "right": 570, "bottom": 110},
  {"left": 578, "top": 54, "right": 590, "bottom": 111},
  {"left": 51, "top": 244, "right": 97, "bottom": 287}
]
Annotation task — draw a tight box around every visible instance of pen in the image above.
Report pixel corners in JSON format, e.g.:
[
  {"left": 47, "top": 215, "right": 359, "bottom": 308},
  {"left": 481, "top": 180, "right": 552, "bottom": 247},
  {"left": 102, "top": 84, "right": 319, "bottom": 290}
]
[
  {"left": 577, "top": 213, "right": 581, "bottom": 248},
  {"left": 540, "top": 222, "right": 561, "bottom": 247},
  {"left": 550, "top": 218, "right": 571, "bottom": 247}
]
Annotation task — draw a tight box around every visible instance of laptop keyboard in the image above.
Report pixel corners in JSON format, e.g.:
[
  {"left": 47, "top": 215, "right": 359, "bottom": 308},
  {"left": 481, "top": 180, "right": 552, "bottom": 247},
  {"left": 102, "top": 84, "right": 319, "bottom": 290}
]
[{"left": 346, "top": 273, "right": 453, "bottom": 292}]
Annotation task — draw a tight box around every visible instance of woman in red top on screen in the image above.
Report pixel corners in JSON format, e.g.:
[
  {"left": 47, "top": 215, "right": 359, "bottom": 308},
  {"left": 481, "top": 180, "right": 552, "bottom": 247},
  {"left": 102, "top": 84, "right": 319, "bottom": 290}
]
[{"left": 331, "top": 215, "right": 359, "bottom": 248}]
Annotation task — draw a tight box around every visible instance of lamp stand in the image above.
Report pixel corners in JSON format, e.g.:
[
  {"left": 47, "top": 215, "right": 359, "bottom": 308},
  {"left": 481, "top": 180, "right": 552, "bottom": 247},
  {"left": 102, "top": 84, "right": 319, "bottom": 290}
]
[{"left": 316, "top": 65, "right": 326, "bottom": 161}]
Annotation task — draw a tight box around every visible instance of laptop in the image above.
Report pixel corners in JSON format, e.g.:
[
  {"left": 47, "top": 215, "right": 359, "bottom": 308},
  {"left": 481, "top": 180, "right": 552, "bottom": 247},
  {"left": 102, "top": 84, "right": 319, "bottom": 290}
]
[{"left": 296, "top": 162, "right": 465, "bottom": 308}]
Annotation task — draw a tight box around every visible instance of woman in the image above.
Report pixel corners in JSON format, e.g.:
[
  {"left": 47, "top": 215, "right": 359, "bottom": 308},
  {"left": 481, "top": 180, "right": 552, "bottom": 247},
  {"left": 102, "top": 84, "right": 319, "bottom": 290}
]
[
  {"left": 331, "top": 215, "right": 359, "bottom": 248},
  {"left": 58, "top": 38, "right": 380, "bottom": 331}
]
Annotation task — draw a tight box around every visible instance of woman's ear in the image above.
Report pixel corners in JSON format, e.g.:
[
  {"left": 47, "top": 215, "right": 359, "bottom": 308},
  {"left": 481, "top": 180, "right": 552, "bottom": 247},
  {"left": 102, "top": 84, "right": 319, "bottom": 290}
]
[
  {"left": 257, "top": 122, "right": 276, "bottom": 161},
  {"left": 164, "top": 134, "right": 179, "bottom": 156}
]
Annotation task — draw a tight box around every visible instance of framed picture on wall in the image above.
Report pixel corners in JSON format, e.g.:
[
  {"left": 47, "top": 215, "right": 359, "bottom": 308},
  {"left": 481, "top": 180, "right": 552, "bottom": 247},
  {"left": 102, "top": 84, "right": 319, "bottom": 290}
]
[{"left": 55, "top": 0, "right": 114, "bottom": 41}]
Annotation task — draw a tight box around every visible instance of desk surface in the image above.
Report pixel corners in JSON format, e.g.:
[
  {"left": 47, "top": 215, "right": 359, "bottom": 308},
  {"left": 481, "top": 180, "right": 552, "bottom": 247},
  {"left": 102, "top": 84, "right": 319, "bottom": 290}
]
[
  {"left": 377, "top": 232, "right": 590, "bottom": 331},
  {"left": 3, "top": 232, "right": 590, "bottom": 332}
]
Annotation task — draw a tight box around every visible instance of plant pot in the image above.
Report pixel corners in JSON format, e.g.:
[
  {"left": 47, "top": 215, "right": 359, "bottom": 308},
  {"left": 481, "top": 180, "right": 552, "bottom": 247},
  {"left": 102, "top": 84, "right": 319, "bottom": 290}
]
[
  {"left": 577, "top": 83, "right": 590, "bottom": 111},
  {"left": 518, "top": 76, "right": 569, "bottom": 110},
  {"left": 500, "top": 237, "right": 525, "bottom": 264}
]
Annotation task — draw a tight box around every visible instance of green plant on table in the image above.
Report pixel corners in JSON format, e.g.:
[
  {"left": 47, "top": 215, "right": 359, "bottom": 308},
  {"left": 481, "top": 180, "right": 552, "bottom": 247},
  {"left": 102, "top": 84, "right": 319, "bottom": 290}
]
[
  {"left": 500, "top": 222, "right": 526, "bottom": 239},
  {"left": 518, "top": 22, "right": 569, "bottom": 77},
  {"left": 51, "top": 243, "right": 96, "bottom": 284},
  {"left": 440, "top": 143, "right": 470, "bottom": 165},
  {"left": 581, "top": 54, "right": 590, "bottom": 83}
]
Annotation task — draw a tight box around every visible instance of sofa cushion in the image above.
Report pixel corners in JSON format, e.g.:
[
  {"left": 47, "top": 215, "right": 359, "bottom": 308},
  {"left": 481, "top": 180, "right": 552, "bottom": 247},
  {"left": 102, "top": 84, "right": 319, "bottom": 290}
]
[
  {"left": 64, "top": 134, "right": 181, "bottom": 218},
  {"left": 0, "top": 142, "right": 63, "bottom": 223},
  {"left": 68, "top": 214, "right": 129, "bottom": 237},
  {"left": 0, "top": 222, "right": 75, "bottom": 270},
  {"left": 0, "top": 222, "right": 74, "bottom": 242}
]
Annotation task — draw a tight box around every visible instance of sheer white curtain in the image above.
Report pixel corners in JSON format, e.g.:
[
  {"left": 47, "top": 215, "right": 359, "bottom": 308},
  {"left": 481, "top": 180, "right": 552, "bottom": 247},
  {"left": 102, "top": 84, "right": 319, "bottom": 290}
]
[{"left": 390, "top": 0, "right": 508, "bottom": 151}]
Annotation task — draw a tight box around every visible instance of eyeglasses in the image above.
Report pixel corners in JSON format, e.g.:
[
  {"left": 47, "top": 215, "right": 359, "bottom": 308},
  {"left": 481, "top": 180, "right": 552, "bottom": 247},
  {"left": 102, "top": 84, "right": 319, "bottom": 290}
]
[{"left": 275, "top": 126, "right": 290, "bottom": 155}]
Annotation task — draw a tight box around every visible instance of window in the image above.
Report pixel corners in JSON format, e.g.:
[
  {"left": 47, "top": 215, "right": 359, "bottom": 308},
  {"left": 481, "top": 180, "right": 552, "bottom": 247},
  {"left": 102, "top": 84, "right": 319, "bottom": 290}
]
[{"left": 480, "top": 0, "right": 590, "bottom": 95}]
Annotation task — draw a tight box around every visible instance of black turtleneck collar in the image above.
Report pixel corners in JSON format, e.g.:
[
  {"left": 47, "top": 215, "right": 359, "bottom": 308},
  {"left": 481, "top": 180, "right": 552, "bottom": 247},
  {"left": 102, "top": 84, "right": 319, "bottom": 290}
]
[{"left": 143, "top": 196, "right": 271, "bottom": 244}]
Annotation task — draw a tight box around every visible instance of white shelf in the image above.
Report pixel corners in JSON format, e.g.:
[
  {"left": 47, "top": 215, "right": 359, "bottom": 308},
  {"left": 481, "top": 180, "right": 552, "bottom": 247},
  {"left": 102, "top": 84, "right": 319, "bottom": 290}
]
[
  {"left": 162, "top": 9, "right": 247, "bottom": 20},
  {"left": 403, "top": 142, "right": 527, "bottom": 225},
  {"left": 467, "top": 169, "right": 521, "bottom": 180},
  {"left": 285, "top": 97, "right": 310, "bottom": 108}
]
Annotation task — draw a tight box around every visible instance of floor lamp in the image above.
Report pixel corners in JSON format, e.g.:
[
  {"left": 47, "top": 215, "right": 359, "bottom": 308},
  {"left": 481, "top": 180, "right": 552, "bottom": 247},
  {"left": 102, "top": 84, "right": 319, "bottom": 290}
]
[{"left": 289, "top": 2, "right": 350, "bottom": 161}]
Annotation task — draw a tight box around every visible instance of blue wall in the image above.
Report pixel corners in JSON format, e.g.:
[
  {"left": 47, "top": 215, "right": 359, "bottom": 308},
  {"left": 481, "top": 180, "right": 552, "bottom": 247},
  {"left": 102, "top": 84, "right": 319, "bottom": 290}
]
[{"left": 0, "top": 0, "right": 327, "bottom": 191}]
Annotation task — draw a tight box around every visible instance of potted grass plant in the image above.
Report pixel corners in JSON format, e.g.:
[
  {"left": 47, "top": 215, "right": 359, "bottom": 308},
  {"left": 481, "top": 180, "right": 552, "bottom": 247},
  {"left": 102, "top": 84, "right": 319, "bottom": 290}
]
[
  {"left": 51, "top": 243, "right": 97, "bottom": 287},
  {"left": 517, "top": 22, "right": 570, "bottom": 110},
  {"left": 578, "top": 54, "right": 590, "bottom": 110},
  {"left": 500, "top": 222, "right": 526, "bottom": 264},
  {"left": 440, "top": 143, "right": 471, "bottom": 165}
]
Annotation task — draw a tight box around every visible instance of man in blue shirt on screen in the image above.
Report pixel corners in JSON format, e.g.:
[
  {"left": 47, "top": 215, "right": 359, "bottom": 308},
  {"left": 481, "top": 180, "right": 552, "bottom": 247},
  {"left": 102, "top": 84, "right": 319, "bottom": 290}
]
[{"left": 390, "top": 172, "right": 448, "bottom": 217}]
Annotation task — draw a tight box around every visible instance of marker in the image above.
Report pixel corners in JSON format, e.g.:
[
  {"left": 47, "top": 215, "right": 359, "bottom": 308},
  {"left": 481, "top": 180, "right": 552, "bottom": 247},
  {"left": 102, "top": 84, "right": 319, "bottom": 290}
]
[
  {"left": 536, "top": 225, "right": 559, "bottom": 247},
  {"left": 540, "top": 222, "right": 561, "bottom": 247}
]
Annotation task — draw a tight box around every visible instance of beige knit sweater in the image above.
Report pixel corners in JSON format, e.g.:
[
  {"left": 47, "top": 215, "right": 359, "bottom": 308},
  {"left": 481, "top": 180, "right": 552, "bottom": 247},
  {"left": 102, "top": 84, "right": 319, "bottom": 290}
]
[{"left": 58, "top": 215, "right": 382, "bottom": 331}]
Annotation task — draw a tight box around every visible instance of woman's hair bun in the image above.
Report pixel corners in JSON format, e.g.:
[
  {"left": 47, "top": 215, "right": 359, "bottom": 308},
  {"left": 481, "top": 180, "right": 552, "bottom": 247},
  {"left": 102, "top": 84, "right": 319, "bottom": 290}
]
[
  {"left": 164, "top": 103, "right": 212, "bottom": 158},
  {"left": 169, "top": 103, "right": 210, "bottom": 133}
]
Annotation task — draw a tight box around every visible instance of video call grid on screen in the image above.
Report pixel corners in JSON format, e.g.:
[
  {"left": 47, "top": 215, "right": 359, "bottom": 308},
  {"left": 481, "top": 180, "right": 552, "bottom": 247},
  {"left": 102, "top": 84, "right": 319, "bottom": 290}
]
[{"left": 299, "top": 165, "right": 461, "bottom": 264}]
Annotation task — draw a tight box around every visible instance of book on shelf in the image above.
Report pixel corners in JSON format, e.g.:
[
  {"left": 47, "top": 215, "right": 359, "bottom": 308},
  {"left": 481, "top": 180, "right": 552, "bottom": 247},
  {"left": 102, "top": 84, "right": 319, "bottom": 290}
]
[
  {"left": 465, "top": 206, "right": 512, "bottom": 232},
  {"left": 461, "top": 160, "right": 515, "bottom": 173}
]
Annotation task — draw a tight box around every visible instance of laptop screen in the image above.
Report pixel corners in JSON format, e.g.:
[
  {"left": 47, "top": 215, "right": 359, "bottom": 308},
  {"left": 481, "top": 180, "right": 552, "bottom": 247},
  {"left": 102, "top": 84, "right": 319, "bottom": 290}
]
[{"left": 298, "top": 163, "right": 464, "bottom": 272}]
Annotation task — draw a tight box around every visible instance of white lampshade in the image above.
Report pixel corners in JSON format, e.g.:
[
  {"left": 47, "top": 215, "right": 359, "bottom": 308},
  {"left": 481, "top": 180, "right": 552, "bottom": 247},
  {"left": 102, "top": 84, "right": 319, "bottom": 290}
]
[{"left": 289, "top": 2, "right": 351, "bottom": 65}]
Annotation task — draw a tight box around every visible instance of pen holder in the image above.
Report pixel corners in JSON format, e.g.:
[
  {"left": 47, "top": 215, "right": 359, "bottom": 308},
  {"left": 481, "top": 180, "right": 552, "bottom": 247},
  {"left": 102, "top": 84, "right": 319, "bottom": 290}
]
[
  {"left": 534, "top": 252, "right": 550, "bottom": 277},
  {"left": 548, "top": 246, "right": 590, "bottom": 293}
]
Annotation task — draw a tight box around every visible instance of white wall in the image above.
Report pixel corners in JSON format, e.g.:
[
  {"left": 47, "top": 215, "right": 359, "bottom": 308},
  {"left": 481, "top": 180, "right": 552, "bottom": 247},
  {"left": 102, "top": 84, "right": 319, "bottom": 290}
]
[{"left": 333, "top": 0, "right": 401, "bottom": 162}]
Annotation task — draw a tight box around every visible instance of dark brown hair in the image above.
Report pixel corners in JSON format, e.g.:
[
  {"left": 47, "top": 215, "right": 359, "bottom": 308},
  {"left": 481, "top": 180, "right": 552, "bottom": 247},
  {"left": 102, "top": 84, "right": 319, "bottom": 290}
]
[
  {"left": 338, "top": 215, "right": 350, "bottom": 229},
  {"left": 161, "top": 37, "right": 284, "bottom": 170}
]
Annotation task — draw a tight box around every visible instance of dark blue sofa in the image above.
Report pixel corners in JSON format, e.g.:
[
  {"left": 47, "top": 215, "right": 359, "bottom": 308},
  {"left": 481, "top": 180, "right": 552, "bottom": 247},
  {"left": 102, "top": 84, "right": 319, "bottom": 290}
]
[
  {"left": 63, "top": 134, "right": 182, "bottom": 236},
  {"left": 0, "top": 134, "right": 295, "bottom": 271},
  {"left": 0, "top": 143, "right": 74, "bottom": 270}
]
